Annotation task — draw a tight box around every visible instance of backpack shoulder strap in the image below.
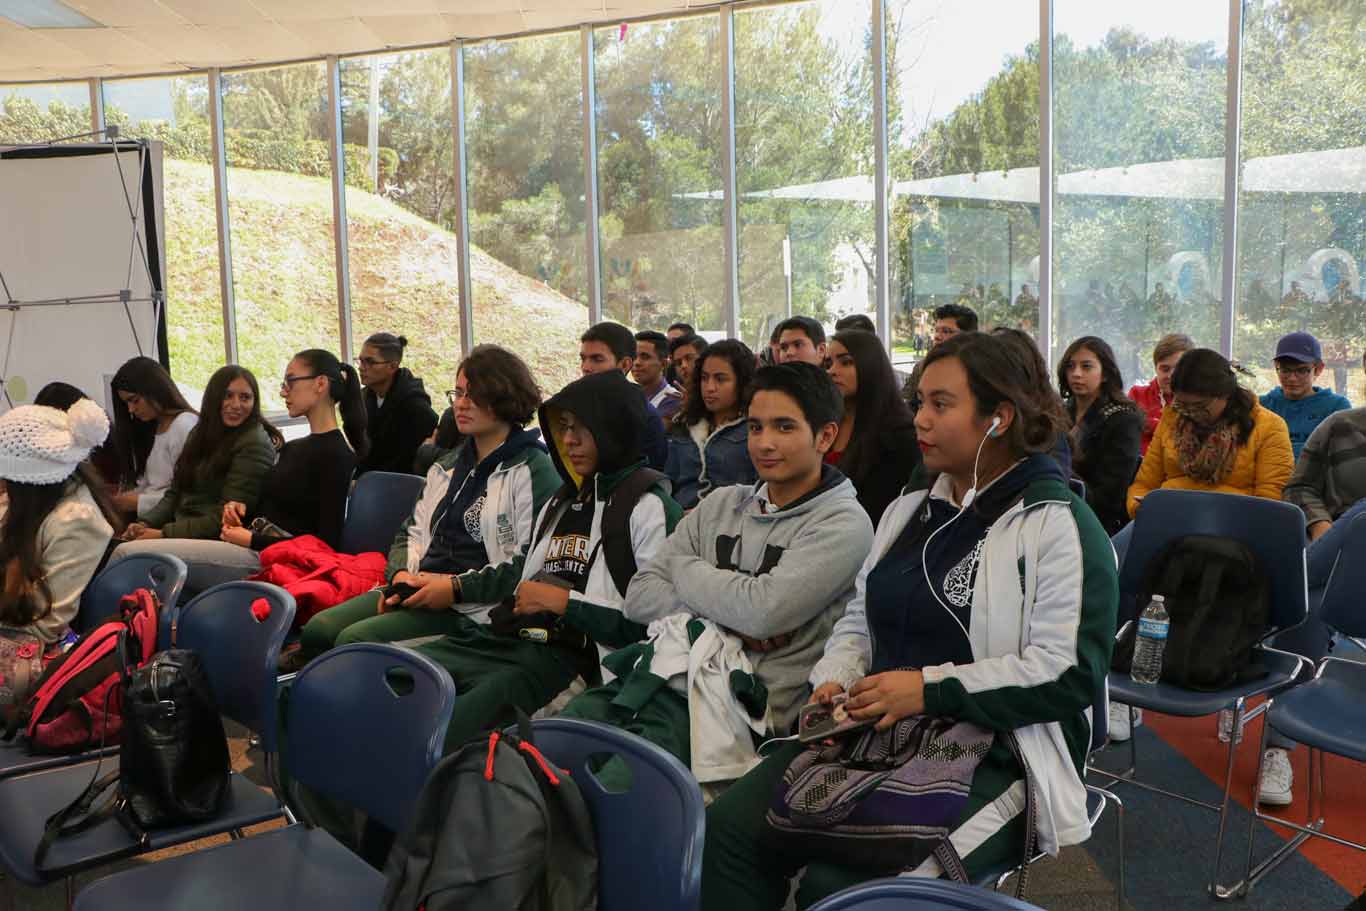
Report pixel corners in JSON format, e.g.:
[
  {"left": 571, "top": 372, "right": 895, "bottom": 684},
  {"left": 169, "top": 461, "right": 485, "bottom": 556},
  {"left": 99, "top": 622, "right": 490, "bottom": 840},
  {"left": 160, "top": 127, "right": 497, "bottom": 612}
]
[{"left": 600, "top": 469, "right": 666, "bottom": 598}]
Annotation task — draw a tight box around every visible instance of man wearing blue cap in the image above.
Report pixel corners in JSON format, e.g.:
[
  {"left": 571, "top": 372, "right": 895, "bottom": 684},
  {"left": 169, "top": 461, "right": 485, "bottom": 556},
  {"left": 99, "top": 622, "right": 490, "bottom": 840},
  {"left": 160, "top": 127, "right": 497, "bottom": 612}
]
[{"left": 1259, "top": 331, "right": 1351, "bottom": 461}]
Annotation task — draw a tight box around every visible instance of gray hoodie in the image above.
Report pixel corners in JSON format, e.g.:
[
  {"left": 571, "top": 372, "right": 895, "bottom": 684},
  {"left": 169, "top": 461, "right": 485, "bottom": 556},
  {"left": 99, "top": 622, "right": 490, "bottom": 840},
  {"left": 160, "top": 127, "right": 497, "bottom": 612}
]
[{"left": 624, "top": 465, "right": 874, "bottom": 732}]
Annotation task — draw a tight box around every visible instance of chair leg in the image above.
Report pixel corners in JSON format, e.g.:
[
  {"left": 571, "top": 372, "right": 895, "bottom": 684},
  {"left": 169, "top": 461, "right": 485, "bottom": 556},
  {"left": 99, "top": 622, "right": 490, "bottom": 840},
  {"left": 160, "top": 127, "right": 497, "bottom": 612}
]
[
  {"left": 64, "top": 875, "right": 73, "bottom": 911},
  {"left": 1208, "top": 697, "right": 1246, "bottom": 896},
  {"left": 1112, "top": 792, "right": 1126, "bottom": 911}
]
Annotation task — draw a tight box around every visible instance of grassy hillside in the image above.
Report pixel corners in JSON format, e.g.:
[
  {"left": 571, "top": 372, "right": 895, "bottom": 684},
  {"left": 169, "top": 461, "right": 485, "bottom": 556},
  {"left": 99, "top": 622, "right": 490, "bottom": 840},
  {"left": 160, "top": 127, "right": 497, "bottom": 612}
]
[{"left": 161, "top": 159, "right": 588, "bottom": 409}]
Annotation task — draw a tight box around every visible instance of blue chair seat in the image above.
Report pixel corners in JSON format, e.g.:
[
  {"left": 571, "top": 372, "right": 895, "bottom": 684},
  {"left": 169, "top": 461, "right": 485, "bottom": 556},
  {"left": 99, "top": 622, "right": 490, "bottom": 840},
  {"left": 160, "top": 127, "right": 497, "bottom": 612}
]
[
  {"left": 0, "top": 761, "right": 281, "bottom": 886},
  {"left": 0, "top": 736, "right": 116, "bottom": 783},
  {"left": 1107, "top": 649, "right": 1303, "bottom": 717},
  {"left": 72, "top": 823, "right": 384, "bottom": 911},
  {"left": 1266, "top": 674, "right": 1366, "bottom": 763}
]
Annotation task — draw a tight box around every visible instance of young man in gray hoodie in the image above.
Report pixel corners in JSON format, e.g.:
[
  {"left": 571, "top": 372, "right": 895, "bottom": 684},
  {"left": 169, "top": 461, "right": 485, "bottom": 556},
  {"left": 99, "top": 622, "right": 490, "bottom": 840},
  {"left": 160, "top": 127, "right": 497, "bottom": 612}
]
[{"left": 559, "top": 362, "right": 875, "bottom": 778}]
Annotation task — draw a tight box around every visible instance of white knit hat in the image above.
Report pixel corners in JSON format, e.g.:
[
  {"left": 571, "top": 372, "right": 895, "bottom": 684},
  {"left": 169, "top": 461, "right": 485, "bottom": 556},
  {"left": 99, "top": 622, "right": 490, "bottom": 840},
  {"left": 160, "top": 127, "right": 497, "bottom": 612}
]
[{"left": 0, "top": 399, "right": 110, "bottom": 485}]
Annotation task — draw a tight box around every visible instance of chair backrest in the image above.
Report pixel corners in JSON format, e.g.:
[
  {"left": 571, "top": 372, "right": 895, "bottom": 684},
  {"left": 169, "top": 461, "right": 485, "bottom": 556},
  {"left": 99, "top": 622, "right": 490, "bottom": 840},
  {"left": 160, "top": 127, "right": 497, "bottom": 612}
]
[
  {"left": 173, "top": 581, "right": 295, "bottom": 752},
  {"left": 1119, "top": 489, "right": 1307, "bottom": 632},
  {"left": 76, "top": 552, "right": 188, "bottom": 638},
  {"left": 807, "top": 877, "right": 1045, "bottom": 910},
  {"left": 1090, "top": 666, "right": 1109, "bottom": 753},
  {"left": 286, "top": 643, "right": 455, "bottom": 834},
  {"left": 340, "top": 470, "right": 427, "bottom": 556},
  {"left": 530, "top": 719, "right": 705, "bottom": 911},
  {"left": 1317, "top": 513, "right": 1366, "bottom": 639}
]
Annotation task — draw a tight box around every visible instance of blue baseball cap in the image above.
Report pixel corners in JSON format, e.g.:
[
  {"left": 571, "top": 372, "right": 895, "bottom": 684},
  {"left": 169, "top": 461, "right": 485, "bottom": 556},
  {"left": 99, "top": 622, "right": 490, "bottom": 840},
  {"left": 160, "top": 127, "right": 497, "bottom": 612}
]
[{"left": 1273, "top": 331, "right": 1322, "bottom": 364}]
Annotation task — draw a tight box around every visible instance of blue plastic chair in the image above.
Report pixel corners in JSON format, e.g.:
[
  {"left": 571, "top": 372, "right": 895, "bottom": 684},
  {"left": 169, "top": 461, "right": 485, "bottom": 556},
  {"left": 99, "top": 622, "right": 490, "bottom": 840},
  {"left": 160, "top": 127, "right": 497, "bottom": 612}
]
[
  {"left": 1225, "top": 513, "right": 1366, "bottom": 897},
  {"left": 1091, "top": 489, "right": 1310, "bottom": 895},
  {"left": 981, "top": 674, "right": 1124, "bottom": 910},
  {"left": 0, "top": 582, "right": 295, "bottom": 891},
  {"left": 530, "top": 719, "right": 706, "bottom": 911},
  {"left": 339, "top": 470, "right": 426, "bottom": 556},
  {"left": 0, "top": 554, "right": 190, "bottom": 785},
  {"left": 72, "top": 643, "right": 456, "bottom": 911},
  {"left": 809, "top": 877, "right": 1046, "bottom": 910},
  {"left": 76, "top": 552, "right": 188, "bottom": 645}
]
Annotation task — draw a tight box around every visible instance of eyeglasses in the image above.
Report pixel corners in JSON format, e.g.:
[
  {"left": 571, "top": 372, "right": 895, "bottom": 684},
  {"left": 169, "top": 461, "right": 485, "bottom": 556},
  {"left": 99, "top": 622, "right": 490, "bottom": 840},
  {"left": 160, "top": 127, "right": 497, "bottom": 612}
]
[
  {"left": 1274, "top": 363, "right": 1314, "bottom": 378},
  {"left": 444, "top": 389, "right": 471, "bottom": 407},
  {"left": 280, "top": 373, "right": 320, "bottom": 394},
  {"left": 354, "top": 357, "right": 393, "bottom": 369}
]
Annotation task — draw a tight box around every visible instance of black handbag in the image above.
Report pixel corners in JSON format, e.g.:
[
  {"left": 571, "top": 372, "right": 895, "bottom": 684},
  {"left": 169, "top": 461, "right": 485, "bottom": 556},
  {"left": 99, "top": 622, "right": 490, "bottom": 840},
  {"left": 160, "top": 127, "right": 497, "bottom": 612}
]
[{"left": 34, "top": 647, "right": 231, "bottom": 875}]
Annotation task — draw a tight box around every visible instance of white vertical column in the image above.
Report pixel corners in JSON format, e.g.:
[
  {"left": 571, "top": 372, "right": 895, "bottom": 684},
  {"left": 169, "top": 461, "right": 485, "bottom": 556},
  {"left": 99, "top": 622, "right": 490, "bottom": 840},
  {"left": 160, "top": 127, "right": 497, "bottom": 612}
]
[
  {"left": 207, "top": 68, "right": 237, "bottom": 364},
  {"left": 871, "top": 0, "right": 892, "bottom": 351},
  {"left": 581, "top": 26, "right": 603, "bottom": 325},
  {"left": 1219, "top": 0, "right": 1245, "bottom": 359},
  {"left": 451, "top": 41, "right": 475, "bottom": 357},
  {"left": 326, "top": 56, "right": 353, "bottom": 363},
  {"left": 1037, "top": 0, "right": 1054, "bottom": 365},
  {"left": 88, "top": 78, "right": 104, "bottom": 134},
  {"left": 720, "top": 5, "right": 741, "bottom": 340}
]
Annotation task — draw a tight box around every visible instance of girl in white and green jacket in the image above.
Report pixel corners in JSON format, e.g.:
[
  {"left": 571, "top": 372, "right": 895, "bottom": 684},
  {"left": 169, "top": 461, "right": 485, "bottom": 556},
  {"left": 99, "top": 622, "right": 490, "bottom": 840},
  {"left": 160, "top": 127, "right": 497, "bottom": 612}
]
[{"left": 701, "top": 332, "right": 1118, "bottom": 910}]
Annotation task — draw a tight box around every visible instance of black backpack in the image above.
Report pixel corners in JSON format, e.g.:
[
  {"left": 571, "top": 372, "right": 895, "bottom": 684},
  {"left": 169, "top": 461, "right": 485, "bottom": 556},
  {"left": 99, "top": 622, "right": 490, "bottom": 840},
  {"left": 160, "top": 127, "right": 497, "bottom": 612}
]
[
  {"left": 536, "top": 468, "right": 666, "bottom": 598},
  {"left": 382, "top": 714, "right": 597, "bottom": 911},
  {"left": 34, "top": 648, "right": 231, "bottom": 876},
  {"left": 1112, "top": 535, "right": 1270, "bottom": 691}
]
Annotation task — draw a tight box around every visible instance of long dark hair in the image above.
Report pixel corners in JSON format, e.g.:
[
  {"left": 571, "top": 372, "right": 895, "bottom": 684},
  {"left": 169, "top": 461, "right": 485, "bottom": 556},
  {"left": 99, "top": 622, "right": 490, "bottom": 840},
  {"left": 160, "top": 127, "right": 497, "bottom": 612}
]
[
  {"left": 293, "top": 349, "right": 370, "bottom": 460},
  {"left": 831, "top": 329, "right": 915, "bottom": 483},
  {"left": 1171, "top": 348, "right": 1257, "bottom": 444},
  {"left": 1056, "top": 336, "right": 1127, "bottom": 412},
  {"left": 0, "top": 463, "right": 121, "bottom": 626},
  {"left": 173, "top": 365, "right": 282, "bottom": 490},
  {"left": 682, "top": 339, "right": 756, "bottom": 429},
  {"left": 110, "top": 356, "right": 196, "bottom": 487},
  {"left": 922, "top": 333, "right": 1068, "bottom": 457}
]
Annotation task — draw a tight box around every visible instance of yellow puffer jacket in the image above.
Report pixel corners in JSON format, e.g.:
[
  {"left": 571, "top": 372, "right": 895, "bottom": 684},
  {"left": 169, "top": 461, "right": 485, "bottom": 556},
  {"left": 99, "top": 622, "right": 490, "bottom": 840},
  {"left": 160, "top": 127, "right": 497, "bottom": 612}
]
[{"left": 1127, "top": 401, "right": 1293, "bottom": 517}]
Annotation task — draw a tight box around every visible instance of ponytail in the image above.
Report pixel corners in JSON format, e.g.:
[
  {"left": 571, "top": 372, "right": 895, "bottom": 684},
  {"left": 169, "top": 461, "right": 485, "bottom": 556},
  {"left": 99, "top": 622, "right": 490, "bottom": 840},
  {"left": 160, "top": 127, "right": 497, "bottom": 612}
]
[
  {"left": 294, "top": 349, "right": 371, "bottom": 460},
  {"left": 336, "top": 362, "right": 370, "bottom": 460}
]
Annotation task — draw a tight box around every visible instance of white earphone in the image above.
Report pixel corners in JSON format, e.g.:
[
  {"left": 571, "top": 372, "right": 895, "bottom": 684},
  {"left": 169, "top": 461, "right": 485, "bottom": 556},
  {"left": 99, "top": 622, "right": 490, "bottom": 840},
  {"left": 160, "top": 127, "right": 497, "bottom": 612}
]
[{"left": 920, "top": 414, "right": 1004, "bottom": 643}]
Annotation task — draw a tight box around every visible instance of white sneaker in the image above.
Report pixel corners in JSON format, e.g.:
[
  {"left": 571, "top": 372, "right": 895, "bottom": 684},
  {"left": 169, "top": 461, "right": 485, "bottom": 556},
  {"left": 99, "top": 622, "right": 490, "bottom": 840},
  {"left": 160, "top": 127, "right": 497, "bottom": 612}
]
[
  {"left": 1108, "top": 703, "right": 1142, "bottom": 742},
  {"left": 1258, "top": 748, "right": 1294, "bottom": 807}
]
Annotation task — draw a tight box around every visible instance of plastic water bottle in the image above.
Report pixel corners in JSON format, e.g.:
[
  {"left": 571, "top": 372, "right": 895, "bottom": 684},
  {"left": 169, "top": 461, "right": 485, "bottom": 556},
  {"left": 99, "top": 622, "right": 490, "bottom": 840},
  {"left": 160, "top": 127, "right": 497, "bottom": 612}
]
[{"left": 1130, "top": 595, "right": 1169, "bottom": 685}]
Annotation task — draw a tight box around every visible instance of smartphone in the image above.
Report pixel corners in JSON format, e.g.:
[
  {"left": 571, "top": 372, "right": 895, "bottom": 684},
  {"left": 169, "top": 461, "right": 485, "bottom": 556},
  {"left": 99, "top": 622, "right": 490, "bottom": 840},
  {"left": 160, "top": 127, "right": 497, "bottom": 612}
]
[
  {"left": 381, "top": 582, "right": 421, "bottom": 604},
  {"left": 797, "top": 693, "right": 874, "bottom": 744}
]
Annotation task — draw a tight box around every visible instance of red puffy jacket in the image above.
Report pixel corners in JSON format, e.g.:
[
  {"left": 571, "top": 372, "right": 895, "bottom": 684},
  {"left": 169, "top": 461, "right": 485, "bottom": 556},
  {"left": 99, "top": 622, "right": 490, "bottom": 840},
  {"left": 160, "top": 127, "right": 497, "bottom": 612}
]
[{"left": 249, "top": 535, "right": 386, "bottom": 627}]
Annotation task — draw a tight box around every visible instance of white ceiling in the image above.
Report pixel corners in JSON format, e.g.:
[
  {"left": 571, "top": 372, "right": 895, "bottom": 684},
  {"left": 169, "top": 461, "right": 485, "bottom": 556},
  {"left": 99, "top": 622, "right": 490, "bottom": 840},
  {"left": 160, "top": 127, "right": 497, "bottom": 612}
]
[{"left": 0, "top": 0, "right": 725, "bottom": 83}]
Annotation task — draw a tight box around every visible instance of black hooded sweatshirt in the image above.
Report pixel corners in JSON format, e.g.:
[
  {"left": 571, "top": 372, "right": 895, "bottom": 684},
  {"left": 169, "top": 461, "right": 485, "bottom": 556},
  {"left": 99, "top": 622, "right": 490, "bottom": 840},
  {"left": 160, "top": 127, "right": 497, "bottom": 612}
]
[
  {"left": 538, "top": 370, "right": 649, "bottom": 498},
  {"left": 357, "top": 368, "right": 439, "bottom": 477}
]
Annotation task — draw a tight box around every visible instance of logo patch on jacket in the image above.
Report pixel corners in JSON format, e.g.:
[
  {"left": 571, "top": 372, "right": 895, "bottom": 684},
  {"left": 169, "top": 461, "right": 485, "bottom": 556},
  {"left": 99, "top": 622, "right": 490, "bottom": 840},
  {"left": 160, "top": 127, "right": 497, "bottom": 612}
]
[
  {"left": 495, "top": 512, "right": 515, "bottom": 547},
  {"left": 715, "top": 535, "right": 785, "bottom": 576}
]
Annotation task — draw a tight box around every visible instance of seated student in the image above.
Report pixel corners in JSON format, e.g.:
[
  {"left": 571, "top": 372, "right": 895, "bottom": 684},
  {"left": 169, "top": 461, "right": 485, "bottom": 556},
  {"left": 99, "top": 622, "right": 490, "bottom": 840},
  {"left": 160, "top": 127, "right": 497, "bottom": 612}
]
[
  {"left": 699, "top": 332, "right": 1116, "bottom": 909},
  {"left": 408, "top": 368, "right": 680, "bottom": 750},
  {"left": 665, "top": 322, "right": 696, "bottom": 384},
  {"left": 834, "top": 313, "right": 875, "bottom": 334},
  {"left": 412, "top": 404, "right": 464, "bottom": 477},
  {"left": 117, "top": 352, "right": 365, "bottom": 593},
  {"left": 1128, "top": 333, "right": 1193, "bottom": 456},
  {"left": 669, "top": 333, "right": 708, "bottom": 397},
  {"left": 1126, "top": 348, "right": 1293, "bottom": 523},
  {"left": 1058, "top": 336, "right": 1143, "bottom": 534},
  {"left": 665, "top": 339, "right": 758, "bottom": 509},
  {"left": 0, "top": 399, "right": 121, "bottom": 647},
  {"left": 903, "top": 303, "right": 979, "bottom": 408},
  {"left": 1258, "top": 332, "right": 1351, "bottom": 461},
  {"left": 1285, "top": 405, "right": 1366, "bottom": 588},
  {"left": 825, "top": 328, "right": 920, "bottom": 526},
  {"left": 580, "top": 322, "right": 669, "bottom": 470},
  {"left": 633, "top": 330, "right": 683, "bottom": 422},
  {"left": 117, "top": 365, "right": 280, "bottom": 548},
  {"left": 108, "top": 357, "right": 199, "bottom": 521},
  {"left": 294, "top": 345, "right": 559, "bottom": 664},
  {"left": 353, "top": 332, "right": 438, "bottom": 477},
  {"left": 559, "top": 362, "right": 875, "bottom": 780},
  {"left": 775, "top": 316, "right": 827, "bottom": 366}
]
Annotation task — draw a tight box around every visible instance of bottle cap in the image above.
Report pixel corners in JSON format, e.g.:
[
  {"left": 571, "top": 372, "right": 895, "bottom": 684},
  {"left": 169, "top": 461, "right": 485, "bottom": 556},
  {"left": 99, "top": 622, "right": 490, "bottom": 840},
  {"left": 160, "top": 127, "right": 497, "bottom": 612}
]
[{"left": 1151, "top": 594, "right": 1165, "bottom": 602}]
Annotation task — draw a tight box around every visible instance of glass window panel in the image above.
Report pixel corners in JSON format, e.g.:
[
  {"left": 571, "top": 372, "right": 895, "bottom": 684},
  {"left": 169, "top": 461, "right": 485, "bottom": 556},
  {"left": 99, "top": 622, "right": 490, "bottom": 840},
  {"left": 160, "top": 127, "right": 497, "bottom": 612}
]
[
  {"left": 220, "top": 62, "right": 338, "bottom": 412},
  {"left": 888, "top": 0, "right": 1042, "bottom": 371},
  {"left": 339, "top": 50, "right": 458, "bottom": 399},
  {"left": 735, "top": 0, "right": 875, "bottom": 354},
  {"left": 465, "top": 32, "right": 588, "bottom": 396},
  {"left": 0, "top": 82, "right": 89, "bottom": 144},
  {"left": 595, "top": 16, "right": 724, "bottom": 340},
  {"left": 1233, "top": 0, "right": 1366, "bottom": 398},
  {"left": 1053, "top": 1, "right": 1230, "bottom": 386},
  {"left": 102, "top": 75, "right": 222, "bottom": 400}
]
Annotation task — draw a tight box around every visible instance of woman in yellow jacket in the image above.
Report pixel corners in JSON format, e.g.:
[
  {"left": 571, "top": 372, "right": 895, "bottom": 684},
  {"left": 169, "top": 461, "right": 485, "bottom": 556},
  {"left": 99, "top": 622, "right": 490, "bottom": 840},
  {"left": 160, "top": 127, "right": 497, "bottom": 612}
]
[{"left": 1126, "top": 348, "right": 1293, "bottom": 516}]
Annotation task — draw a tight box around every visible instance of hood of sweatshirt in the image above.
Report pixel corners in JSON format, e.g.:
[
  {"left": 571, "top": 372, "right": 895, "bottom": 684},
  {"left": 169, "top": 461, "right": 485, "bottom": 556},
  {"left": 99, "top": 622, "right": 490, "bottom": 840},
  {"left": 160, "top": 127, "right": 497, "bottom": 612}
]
[
  {"left": 539, "top": 370, "right": 648, "bottom": 491},
  {"left": 744, "top": 463, "right": 857, "bottom": 522},
  {"left": 368, "top": 368, "right": 432, "bottom": 412}
]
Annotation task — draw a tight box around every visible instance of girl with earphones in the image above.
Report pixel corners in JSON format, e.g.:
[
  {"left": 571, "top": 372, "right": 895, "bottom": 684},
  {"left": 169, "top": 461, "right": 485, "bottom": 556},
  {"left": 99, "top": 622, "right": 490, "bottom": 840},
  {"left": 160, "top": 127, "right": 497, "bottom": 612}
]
[{"left": 701, "top": 332, "right": 1119, "bottom": 909}]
